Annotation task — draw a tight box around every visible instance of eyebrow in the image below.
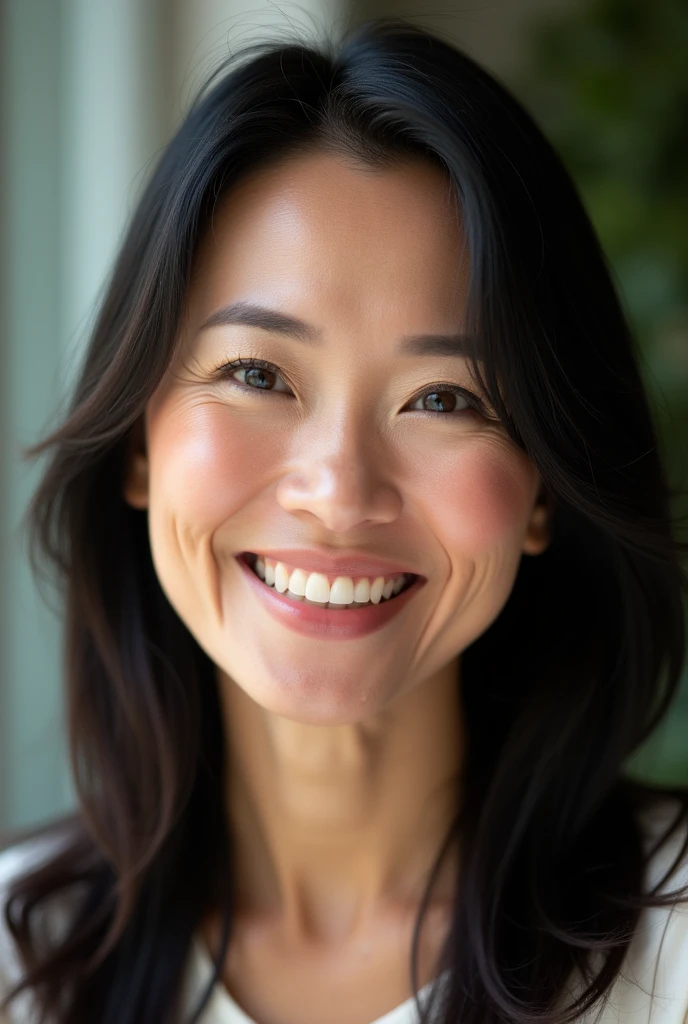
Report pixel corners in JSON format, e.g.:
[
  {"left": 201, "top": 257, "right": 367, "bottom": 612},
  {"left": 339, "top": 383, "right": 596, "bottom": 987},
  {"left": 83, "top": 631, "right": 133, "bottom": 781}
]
[{"left": 199, "top": 300, "right": 478, "bottom": 360}]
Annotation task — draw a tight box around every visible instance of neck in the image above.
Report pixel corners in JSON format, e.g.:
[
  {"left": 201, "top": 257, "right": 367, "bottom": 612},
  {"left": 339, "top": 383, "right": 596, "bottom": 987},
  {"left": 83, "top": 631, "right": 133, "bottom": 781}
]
[{"left": 215, "top": 657, "right": 463, "bottom": 944}]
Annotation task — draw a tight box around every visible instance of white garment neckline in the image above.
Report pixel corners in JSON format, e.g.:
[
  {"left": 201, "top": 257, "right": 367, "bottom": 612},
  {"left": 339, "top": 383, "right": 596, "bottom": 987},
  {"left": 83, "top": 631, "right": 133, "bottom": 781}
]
[{"left": 190, "top": 933, "right": 450, "bottom": 1024}]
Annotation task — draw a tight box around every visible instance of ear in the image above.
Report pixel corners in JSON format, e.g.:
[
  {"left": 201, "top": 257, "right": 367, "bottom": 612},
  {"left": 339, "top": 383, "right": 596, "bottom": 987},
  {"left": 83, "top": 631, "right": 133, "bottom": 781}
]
[
  {"left": 522, "top": 480, "right": 554, "bottom": 556},
  {"left": 122, "top": 416, "right": 149, "bottom": 510}
]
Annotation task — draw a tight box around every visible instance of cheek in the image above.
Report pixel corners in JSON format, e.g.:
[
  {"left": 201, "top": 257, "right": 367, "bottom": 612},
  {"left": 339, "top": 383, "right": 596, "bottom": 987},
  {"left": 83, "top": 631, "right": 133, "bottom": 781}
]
[
  {"left": 148, "top": 402, "right": 279, "bottom": 529},
  {"left": 421, "top": 440, "right": 535, "bottom": 556}
]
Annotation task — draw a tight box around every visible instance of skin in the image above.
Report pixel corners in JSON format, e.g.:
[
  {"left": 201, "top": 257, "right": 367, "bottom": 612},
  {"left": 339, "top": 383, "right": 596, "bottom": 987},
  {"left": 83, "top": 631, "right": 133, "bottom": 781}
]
[{"left": 123, "top": 151, "right": 552, "bottom": 1023}]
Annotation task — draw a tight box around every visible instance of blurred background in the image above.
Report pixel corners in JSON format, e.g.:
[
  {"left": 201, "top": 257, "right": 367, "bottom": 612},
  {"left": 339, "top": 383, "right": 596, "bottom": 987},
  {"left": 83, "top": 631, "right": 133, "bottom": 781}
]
[{"left": 1, "top": 0, "right": 686, "bottom": 833}]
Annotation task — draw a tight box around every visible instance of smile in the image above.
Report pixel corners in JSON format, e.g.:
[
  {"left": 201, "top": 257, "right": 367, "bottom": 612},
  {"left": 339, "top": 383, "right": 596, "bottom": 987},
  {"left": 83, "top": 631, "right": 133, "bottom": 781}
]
[
  {"left": 235, "top": 553, "right": 426, "bottom": 640},
  {"left": 244, "top": 552, "right": 417, "bottom": 610}
]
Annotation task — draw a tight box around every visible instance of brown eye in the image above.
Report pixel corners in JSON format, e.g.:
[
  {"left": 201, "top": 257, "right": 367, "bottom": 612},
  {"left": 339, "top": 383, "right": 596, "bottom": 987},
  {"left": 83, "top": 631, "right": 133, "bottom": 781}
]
[
  {"left": 408, "top": 386, "right": 481, "bottom": 417},
  {"left": 419, "top": 390, "right": 468, "bottom": 414},
  {"left": 243, "top": 366, "right": 275, "bottom": 390},
  {"left": 213, "top": 357, "right": 291, "bottom": 394}
]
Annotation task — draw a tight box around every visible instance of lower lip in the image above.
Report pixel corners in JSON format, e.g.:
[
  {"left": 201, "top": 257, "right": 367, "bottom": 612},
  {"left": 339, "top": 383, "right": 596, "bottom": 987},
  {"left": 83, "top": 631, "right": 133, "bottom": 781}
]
[{"left": 235, "top": 554, "right": 426, "bottom": 640}]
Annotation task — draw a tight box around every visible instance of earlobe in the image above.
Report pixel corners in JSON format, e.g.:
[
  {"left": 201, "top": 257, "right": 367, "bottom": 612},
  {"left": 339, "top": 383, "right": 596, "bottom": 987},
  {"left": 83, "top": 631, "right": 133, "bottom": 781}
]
[
  {"left": 522, "top": 486, "right": 553, "bottom": 556},
  {"left": 122, "top": 419, "right": 149, "bottom": 510}
]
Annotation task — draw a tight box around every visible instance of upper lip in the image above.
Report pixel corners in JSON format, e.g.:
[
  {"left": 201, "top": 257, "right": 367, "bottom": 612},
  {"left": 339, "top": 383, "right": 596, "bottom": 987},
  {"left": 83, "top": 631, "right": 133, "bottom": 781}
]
[{"left": 239, "top": 548, "right": 424, "bottom": 580}]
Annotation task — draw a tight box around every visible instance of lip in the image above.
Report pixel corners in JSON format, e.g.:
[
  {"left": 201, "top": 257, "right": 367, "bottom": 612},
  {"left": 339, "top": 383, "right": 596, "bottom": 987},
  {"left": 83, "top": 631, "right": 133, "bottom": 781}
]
[
  {"left": 235, "top": 553, "right": 426, "bottom": 640},
  {"left": 238, "top": 548, "right": 425, "bottom": 580}
]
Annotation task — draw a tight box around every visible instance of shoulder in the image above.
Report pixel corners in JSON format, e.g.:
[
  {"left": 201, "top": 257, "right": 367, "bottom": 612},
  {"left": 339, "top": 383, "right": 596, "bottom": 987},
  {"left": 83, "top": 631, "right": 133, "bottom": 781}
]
[
  {"left": 594, "top": 795, "right": 688, "bottom": 1023},
  {"left": 0, "top": 830, "right": 73, "bottom": 1024},
  {"left": 0, "top": 832, "right": 65, "bottom": 890}
]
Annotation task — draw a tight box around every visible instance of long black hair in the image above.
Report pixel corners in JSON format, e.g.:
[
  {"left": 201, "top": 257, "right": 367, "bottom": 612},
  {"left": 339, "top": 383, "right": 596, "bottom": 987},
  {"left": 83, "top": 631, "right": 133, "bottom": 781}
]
[{"left": 2, "top": 16, "right": 688, "bottom": 1024}]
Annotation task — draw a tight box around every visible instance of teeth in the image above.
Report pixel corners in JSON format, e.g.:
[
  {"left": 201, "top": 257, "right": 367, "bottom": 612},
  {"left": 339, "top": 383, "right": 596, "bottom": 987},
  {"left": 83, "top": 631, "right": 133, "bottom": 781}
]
[
  {"left": 250, "top": 556, "right": 409, "bottom": 608},
  {"left": 274, "top": 562, "right": 290, "bottom": 594}
]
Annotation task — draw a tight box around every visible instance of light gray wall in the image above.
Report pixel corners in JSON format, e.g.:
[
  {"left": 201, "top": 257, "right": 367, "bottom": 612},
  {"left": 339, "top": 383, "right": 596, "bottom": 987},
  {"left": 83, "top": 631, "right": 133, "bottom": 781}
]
[
  {"left": 1, "top": 0, "right": 70, "bottom": 833},
  {"left": 60, "top": 0, "right": 172, "bottom": 395},
  {"left": 0, "top": 0, "right": 170, "bottom": 834}
]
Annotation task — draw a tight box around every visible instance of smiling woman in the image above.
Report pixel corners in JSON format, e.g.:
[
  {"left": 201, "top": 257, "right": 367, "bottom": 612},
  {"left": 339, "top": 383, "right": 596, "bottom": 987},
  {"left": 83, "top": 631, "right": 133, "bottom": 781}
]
[{"left": 1, "top": 15, "right": 688, "bottom": 1024}]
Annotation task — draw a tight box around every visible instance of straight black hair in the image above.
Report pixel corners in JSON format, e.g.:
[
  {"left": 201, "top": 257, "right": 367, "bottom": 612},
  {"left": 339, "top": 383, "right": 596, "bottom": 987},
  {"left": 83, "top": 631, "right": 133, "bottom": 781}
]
[{"left": 2, "top": 16, "right": 688, "bottom": 1024}]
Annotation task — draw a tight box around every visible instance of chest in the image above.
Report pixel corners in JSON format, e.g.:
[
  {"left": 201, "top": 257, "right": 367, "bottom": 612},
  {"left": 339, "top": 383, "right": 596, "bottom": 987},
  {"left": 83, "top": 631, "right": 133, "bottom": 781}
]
[{"left": 201, "top": 903, "right": 451, "bottom": 1024}]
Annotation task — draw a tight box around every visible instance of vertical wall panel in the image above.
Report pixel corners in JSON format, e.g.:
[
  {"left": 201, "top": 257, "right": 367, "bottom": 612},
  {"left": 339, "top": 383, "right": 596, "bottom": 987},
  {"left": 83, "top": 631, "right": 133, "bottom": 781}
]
[
  {"left": 0, "top": 0, "right": 69, "bottom": 832},
  {"left": 60, "top": 0, "right": 171, "bottom": 388},
  {"left": 0, "top": 0, "right": 170, "bottom": 834}
]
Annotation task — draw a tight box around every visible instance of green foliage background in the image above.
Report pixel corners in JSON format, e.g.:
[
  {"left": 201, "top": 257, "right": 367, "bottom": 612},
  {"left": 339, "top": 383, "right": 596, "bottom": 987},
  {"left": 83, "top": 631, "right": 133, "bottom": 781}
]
[{"left": 515, "top": 0, "right": 688, "bottom": 784}]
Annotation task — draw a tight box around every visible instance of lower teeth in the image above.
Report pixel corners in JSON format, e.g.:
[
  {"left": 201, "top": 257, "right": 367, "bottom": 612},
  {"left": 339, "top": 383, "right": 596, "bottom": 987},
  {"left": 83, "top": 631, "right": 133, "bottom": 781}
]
[{"left": 271, "top": 583, "right": 390, "bottom": 608}]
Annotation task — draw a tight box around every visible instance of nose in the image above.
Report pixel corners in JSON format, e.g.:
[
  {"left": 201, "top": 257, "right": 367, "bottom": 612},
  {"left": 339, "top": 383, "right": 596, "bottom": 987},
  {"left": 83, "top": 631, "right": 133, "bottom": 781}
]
[{"left": 275, "top": 408, "right": 402, "bottom": 534}]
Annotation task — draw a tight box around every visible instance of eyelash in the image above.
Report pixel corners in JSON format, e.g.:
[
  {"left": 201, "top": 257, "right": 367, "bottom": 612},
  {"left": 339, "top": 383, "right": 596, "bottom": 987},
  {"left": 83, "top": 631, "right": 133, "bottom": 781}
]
[{"left": 210, "top": 356, "right": 488, "bottom": 419}]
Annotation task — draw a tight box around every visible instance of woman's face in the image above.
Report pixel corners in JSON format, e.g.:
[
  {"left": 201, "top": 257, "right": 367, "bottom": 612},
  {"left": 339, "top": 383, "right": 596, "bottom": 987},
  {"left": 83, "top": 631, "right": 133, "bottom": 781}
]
[{"left": 124, "top": 151, "right": 550, "bottom": 724}]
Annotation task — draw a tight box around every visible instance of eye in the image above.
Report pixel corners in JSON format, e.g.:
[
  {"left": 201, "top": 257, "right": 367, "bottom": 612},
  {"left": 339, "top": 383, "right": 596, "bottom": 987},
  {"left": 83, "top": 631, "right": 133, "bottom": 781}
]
[
  {"left": 406, "top": 385, "right": 483, "bottom": 418},
  {"left": 211, "top": 357, "right": 488, "bottom": 419},
  {"left": 212, "top": 357, "right": 291, "bottom": 394}
]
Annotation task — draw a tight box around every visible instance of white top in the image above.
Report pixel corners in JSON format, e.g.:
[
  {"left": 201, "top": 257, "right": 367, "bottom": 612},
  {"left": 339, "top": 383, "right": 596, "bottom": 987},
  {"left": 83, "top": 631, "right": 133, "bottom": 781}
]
[{"left": 1, "top": 799, "right": 687, "bottom": 1023}]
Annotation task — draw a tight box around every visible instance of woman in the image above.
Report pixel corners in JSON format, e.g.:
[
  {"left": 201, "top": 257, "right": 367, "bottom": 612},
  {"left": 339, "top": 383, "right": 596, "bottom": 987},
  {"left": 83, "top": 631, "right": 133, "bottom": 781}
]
[{"left": 1, "top": 15, "right": 687, "bottom": 1024}]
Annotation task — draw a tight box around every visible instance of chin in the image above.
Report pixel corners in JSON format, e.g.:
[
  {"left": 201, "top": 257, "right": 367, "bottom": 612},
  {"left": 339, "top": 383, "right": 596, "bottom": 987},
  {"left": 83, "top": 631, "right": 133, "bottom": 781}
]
[{"left": 239, "top": 671, "right": 388, "bottom": 725}]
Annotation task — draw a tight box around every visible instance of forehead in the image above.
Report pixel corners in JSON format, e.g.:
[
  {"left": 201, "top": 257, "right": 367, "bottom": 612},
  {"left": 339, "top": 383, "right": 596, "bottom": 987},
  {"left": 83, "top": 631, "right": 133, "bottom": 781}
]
[{"left": 186, "top": 151, "right": 469, "bottom": 334}]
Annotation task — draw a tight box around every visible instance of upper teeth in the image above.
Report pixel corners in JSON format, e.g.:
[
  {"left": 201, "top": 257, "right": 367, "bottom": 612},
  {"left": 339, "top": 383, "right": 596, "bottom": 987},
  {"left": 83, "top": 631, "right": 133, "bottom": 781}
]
[{"left": 252, "top": 555, "right": 408, "bottom": 605}]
